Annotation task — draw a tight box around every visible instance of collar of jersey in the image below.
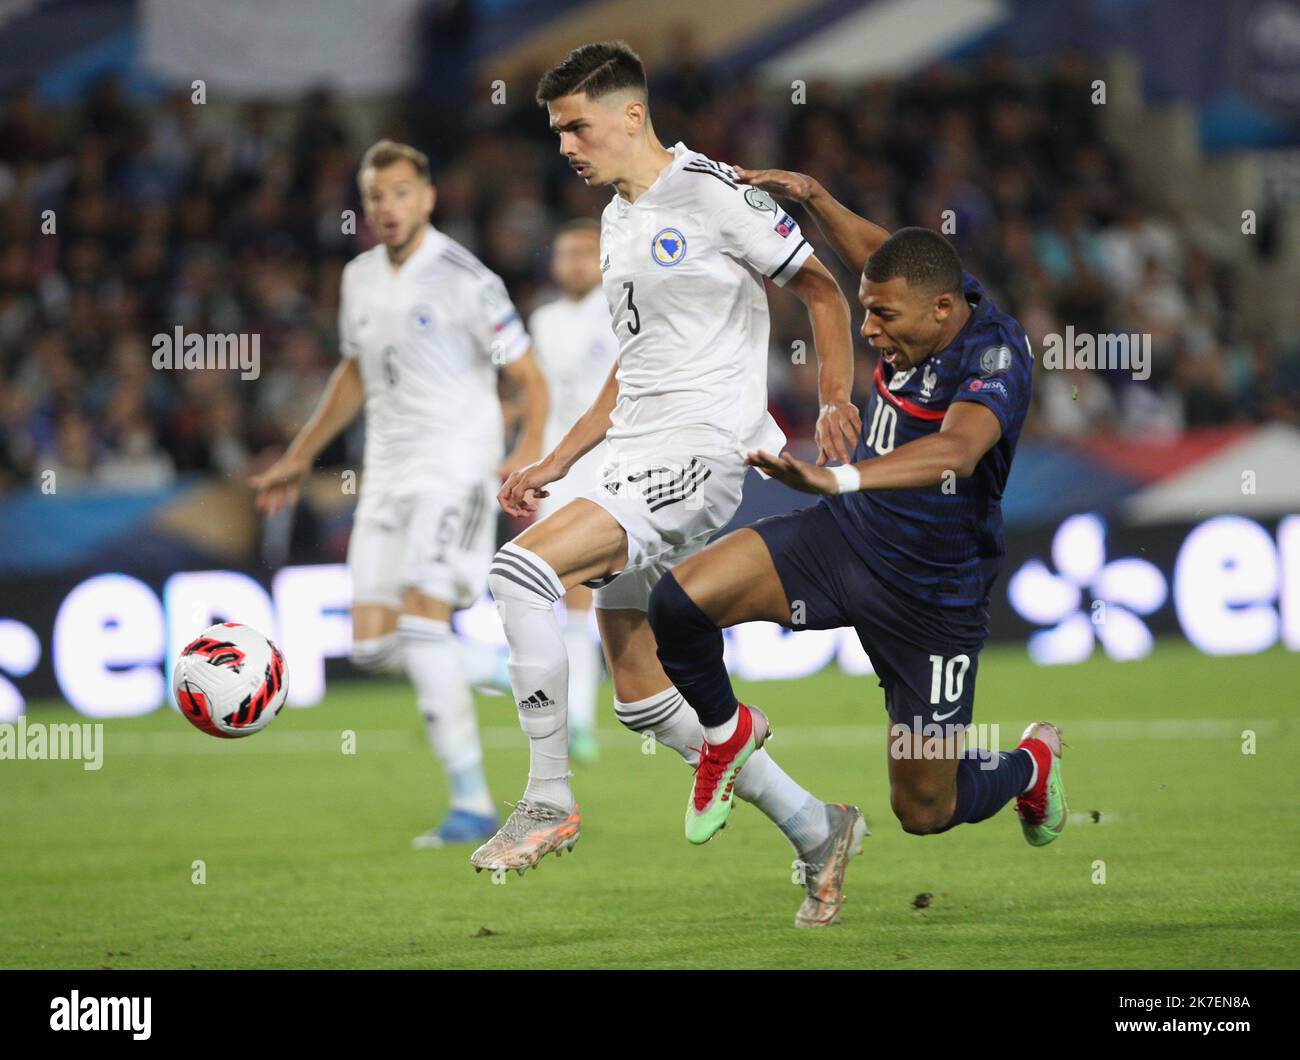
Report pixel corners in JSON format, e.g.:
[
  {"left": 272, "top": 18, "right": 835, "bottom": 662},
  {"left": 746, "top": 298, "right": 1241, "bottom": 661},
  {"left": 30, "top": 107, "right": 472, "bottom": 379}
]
[
  {"left": 612, "top": 141, "right": 693, "bottom": 213},
  {"left": 387, "top": 224, "right": 442, "bottom": 275},
  {"left": 925, "top": 283, "right": 990, "bottom": 364}
]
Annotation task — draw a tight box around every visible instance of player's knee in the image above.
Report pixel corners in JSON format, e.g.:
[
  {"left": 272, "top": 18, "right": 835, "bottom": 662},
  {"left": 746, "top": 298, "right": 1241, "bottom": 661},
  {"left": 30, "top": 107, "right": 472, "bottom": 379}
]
[
  {"left": 647, "top": 571, "right": 711, "bottom": 643},
  {"left": 487, "top": 543, "right": 562, "bottom": 608},
  {"left": 890, "top": 788, "right": 952, "bottom": 835},
  {"left": 349, "top": 633, "right": 401, "bottom": 674},
  {"left": 645, "top": 575, "right": 675, "bottom": 637}
]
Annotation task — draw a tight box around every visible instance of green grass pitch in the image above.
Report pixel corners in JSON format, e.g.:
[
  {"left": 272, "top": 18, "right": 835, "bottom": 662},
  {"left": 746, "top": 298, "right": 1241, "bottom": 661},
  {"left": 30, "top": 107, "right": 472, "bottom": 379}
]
[{"left": 2, "top": 641, "right": 1296, "bottom": 969}]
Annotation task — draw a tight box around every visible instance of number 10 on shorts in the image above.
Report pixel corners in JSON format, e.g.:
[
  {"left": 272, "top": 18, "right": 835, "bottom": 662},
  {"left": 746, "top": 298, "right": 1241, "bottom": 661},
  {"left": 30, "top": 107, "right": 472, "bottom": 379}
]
[{"left": 928, "top": 653, "right": 970, "bottom": 704}]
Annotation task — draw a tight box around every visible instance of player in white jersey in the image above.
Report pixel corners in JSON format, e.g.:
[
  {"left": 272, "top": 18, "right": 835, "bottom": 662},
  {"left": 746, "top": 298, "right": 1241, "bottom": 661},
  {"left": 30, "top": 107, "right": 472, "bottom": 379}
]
[
  {"left": 528, "top": 218, "right": 620, "bottom": 764},
  {"left": 472, "top": 42, "right": 868, "bottom": 926},
  {"left": 251, "top": 140, "right": 549, "bottom": 850}
]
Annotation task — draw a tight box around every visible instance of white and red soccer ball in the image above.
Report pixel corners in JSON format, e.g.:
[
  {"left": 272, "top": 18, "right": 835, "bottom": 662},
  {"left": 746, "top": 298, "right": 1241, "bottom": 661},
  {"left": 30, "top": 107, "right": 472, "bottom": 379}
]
[{"left": 173, "top": 622, "right": 289, "bottom": 738}]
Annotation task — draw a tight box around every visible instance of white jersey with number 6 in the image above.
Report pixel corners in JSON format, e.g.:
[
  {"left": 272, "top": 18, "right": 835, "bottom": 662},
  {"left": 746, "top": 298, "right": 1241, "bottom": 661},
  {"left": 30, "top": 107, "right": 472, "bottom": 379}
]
[{"left": 598, "top": 141, "right": 812, "bottom": 464}]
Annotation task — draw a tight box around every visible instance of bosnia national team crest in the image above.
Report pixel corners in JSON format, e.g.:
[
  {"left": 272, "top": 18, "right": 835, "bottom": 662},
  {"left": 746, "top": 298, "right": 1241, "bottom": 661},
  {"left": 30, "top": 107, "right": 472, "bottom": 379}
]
[
  {"left": 409, "top": 304, "right": 434, "bottom": 332},
  {"left": 651, "top": 228, "right": 687, "bottom": 266}
]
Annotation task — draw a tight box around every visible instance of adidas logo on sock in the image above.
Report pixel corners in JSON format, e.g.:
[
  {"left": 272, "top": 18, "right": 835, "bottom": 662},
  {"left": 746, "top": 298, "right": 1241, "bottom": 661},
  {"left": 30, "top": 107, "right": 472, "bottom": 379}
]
[{"left": 518, "top": 689, "right": 556, "bottom": 710}]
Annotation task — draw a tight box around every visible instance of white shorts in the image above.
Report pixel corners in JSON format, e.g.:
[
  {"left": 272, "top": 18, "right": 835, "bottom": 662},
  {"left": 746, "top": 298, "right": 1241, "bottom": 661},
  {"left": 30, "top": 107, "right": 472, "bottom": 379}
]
[
  {"left": 580, "top": 452, "right": 746, "bottom": 611},
  {"left": 348, "top": 476, "right": 497, "bottom": 610}
]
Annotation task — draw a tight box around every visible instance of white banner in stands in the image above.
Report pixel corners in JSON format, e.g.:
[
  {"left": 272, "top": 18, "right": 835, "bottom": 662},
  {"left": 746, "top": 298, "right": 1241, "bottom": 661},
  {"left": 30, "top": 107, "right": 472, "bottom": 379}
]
[{"left": 140, "top": 0, "right": 424, "bottom": 98}]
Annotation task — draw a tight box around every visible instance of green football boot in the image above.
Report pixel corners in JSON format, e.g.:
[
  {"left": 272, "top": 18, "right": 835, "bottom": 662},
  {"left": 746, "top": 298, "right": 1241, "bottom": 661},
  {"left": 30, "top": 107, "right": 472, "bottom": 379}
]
[
  {"left": 1015, "top": 721, "right": 1067, "bottom": 846},
  {"left": 685, "top": 704, "right": 770, "bottom": 844}
]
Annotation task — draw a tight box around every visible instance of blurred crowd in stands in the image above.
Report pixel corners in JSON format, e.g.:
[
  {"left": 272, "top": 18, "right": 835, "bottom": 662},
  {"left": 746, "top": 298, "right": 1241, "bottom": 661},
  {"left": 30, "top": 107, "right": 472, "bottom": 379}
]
[{"left": 1, "top": 44, "right": 1297, "bottom": 497}]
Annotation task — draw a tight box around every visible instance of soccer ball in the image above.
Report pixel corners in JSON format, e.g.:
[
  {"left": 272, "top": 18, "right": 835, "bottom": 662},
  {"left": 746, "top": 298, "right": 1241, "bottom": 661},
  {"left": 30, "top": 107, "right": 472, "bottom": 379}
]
[{"left": 173, "top": 622, "right": 289, "bottom": 738}]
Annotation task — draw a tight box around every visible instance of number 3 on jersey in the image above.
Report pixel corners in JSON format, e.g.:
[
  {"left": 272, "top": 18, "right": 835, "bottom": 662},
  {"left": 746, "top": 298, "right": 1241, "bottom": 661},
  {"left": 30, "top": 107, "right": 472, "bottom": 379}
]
[
  {"left": 621, "top": 281, "right": 640, "bottom": 335},
  {"left": 864, "top": 398, "right": 896, "bottom": 455}
]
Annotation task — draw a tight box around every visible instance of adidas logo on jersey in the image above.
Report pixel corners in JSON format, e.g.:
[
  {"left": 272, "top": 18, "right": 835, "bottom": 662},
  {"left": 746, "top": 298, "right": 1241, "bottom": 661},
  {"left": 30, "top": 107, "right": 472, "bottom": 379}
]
[
  {"left": 518, "top": 689, "right": 555, "bottom": 710},
  {"left": 603, "top": 480, "right": 622, "bottom": 495}
]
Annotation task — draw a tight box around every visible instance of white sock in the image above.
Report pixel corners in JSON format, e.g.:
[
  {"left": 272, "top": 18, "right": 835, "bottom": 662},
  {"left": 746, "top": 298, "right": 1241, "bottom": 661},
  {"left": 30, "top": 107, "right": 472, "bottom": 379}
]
[
  {"left": 396, "top": 614, "right": 493, "bottom": 816},
  {"left": 703, "top": 710, "right": 738, "bottom": 745},
  {"left": 615, "top": 688, "right": 709, "bottom": 766},
  {"left": 488, "top": 543, "right": 573, "bottom": 812},
  {"left": 733, "top": 749, "right": 831, "bottom": 854},
  {"left": 563, "top": 606, "right": 600, "bottom": 734},
  {"left": 773, "top": 794, "right": 832, "bottom": 854},
  {"left": 350, "top": 632, "right": 405, "bottom": 676},
  {"left": 615, "top": 688, "right": 829, "bottom": 853}
]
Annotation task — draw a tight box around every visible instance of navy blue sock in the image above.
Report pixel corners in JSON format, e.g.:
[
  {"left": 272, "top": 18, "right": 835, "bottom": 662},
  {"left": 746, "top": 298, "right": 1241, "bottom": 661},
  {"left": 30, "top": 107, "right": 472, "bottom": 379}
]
[
  {"left": 646, "top": 572, "right": 737, "bottom": 727},
  {"left": 938, "top": 747, "right": 1034, "bottom": 831}
]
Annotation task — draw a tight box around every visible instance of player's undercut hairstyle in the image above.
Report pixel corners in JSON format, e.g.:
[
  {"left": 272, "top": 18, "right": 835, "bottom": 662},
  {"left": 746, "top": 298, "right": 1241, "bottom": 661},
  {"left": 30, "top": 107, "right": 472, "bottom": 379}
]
[
  {"left": 535, "top": 40, "right": 647, "bottom": 106},
  {"left": 864, "top": 227, "right": 963, "bottom": 297},
  {"left": 357, "top": 139, "right": 431, "bottom": 190},
  {"left": 555, "top": 217, "right": 601, "bottom": 239}
]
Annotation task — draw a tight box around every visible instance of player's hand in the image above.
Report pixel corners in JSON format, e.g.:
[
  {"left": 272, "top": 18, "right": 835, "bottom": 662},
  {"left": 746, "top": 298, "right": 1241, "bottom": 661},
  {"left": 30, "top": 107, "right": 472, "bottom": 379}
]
[
  {"left": 730, "top": 166, "right": 818, "bottom": 203},
  {"left": 497, "top": 456, "right": 564, "bottom": 518},
  {"left": 249, "top": 450, "right": 311, "bottom": 517},
  {"left": 745, "top": 449, "right": 839, "bottom": 495},
  {"left": 814, "top": 400, "right": 862, "bottom": 465}
]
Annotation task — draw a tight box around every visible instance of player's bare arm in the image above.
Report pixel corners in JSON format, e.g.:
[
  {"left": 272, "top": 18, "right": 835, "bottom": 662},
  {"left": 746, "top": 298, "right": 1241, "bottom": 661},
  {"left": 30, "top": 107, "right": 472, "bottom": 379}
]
[
  {"left": 782, "top": 255, "right": 860, "bottom": 464},
  {"left": 498, "top": 357, "right": 619, "bottom": 517},
  {"left": 747, "top": 401, "right": 1003, "bottom": 494},
  {"left": 732, "top": 165, "right": 890, "bottom": 275},
  {"left": 249, "top": 356, "right": 365, "bottom": 516},
  {"left": 497, "top": 347, "right": 550, "bottom": 480}
]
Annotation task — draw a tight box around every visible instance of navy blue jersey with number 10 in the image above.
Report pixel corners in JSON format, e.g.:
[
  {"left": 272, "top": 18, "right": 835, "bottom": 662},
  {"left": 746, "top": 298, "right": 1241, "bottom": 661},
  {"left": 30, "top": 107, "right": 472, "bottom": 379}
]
[{"left": 825, "top": 271, "right": 1033, "bottom": 610}]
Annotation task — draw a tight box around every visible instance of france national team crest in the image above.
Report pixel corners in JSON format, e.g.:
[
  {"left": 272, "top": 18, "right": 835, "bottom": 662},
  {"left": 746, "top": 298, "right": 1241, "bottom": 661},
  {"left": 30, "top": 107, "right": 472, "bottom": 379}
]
[
  {"left": 921, "top": 363, "right": 938, "bottom": 398},
  {"left": 651, "top": 228, "right": 687, "bottom": 266}
]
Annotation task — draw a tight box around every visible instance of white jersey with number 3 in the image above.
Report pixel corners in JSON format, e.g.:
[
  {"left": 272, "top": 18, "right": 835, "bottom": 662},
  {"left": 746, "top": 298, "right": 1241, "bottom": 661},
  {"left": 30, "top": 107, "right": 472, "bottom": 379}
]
[
  {"left": 598, "top": 141, "right": 813, "bottom": 463},
  {"left": 337, "top": 224, "right": 530, "bottom": 495}
]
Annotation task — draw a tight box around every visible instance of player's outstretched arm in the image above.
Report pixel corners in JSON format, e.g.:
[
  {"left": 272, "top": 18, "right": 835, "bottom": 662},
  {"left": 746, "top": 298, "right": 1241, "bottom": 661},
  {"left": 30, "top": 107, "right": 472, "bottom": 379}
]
[
  {"left": 249, "top": 357, "right": 365, "bottom": 516},
  {"left": 732, "top": 166, "right": 890, "bottom": 276},
  {"left": 498, "top": 357, "right": 619, "bottom": 518},
  {"left": 498, "top": 347, "right": 550, "bottom": 479},
  {"left": 747, "top": 402, "right": 1003, "bottom": 495},
  {"left": 783, "top": 256, "right": 861, "bottom": 464}
]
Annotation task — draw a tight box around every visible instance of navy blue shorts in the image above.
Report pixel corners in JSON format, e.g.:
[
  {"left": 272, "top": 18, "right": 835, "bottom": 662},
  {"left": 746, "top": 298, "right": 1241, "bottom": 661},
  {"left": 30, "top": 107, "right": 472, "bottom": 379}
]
[{"left": 748, "top": 501, "right": 989, "bottom": 730}]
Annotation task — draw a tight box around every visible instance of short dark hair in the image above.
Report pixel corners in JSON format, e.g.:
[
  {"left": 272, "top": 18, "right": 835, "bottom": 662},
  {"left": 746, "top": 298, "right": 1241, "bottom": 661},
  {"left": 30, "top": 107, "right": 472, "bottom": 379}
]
[
  {"left": 535, "top": 41, "right": 647, "bottom": 106},
  {"left": 864, "top": 227, "right": 963, "bottom": 296}
]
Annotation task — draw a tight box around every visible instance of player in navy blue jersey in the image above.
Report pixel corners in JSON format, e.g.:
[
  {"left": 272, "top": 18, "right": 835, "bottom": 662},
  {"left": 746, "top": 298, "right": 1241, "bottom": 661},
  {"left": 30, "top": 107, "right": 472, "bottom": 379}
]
[{"left": 648, "top": 168, "right": 1067, "bottom": 910}]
